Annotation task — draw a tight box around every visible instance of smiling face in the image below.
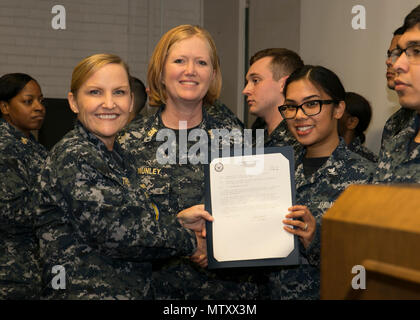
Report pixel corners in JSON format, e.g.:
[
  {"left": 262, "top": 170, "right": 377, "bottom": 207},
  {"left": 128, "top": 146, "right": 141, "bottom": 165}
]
[
  {"left": 243, "top": 56, "right": 285, "bottom": 118},
  {"left": 0, "top": 80, "right": 45, "bottom": 136},
  {"left": 285, "top": 78, "right": 344, "bottom": 157},
  {"left": 162, "top": 35, "right": 215, "bottom": 108},
  {"left": 68, "top": 63, "right": 133, "bottom": 150},
  {"left": 393, "top": 25, "right": 420, "bottom": 112}
]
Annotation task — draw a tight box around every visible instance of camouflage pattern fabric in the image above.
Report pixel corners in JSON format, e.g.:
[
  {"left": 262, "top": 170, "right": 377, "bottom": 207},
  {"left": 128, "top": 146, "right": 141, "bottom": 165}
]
[
  {"left": 0, "top": 118, "right": 47, "bottom": 299},
  {"left": 119, "top": 104, "right": 259, "bottom": 300},
  {"left": 375, "top": 108, "right": 420, "bottom": 183},
  {"left": 268, "top": 139, "right": 375, "bottom": 300},
  {"left": 348, "top": 136, "right": 378, "bottom": 163},
  {"left": 264, "top": 120, "right": 303, "bottom": 160},
  {"left": 205, "top": 99, "right": 244, "bottom": 130},
  {"left": 380, "top": 107, "right": 415, "bottom": 148},
  {"left": 264, "top": 120, "right": 295, "bottom": 148},
  {"left": 35, "top": 121, "right": 196, "bottom": 299}
]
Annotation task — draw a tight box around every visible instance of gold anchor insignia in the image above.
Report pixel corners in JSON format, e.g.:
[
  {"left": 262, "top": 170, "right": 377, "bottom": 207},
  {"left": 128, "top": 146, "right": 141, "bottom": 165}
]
[
  {"left": 122, "top": 177, "right": 130, "bottom": 187},
  {"left": 21, "top": 137, "right": 28, "bottom": 144},
  {"left": 147, "top": 127, "right": 158, "bottom": 137}
]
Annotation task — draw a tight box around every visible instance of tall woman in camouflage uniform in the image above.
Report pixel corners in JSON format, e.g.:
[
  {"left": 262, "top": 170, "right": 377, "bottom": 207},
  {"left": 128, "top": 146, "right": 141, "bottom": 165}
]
[
  {"left": 120, "top": 25, "right": 257, "bottom": 299},
  {"left": 0, "top": 73, "right": 47, "bottom": 299},
  {"left": 270, "top": 66, "right": 375, "bottom": 299},
  {"left": 35, "top": 54, "right": 211, "bottom": 299}
]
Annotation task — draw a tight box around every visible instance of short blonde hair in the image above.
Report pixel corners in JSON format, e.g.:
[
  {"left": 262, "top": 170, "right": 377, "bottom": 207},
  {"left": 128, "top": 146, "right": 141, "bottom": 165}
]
[
  {"left": 71, "top": 53, "right": 131, "bottom": 96},
  {"left": 147, "top": 24, "right": 222, "bottom": 107}
]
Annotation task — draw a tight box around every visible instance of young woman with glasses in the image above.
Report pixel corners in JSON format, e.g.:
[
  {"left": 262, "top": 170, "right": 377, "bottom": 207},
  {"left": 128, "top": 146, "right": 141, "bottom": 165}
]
[{"left": 268, "top": 65, "right": 375, "bottom": 300}]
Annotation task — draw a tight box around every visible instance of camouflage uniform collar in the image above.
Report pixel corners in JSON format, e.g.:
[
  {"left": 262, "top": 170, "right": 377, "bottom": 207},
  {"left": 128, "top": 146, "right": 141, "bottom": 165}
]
[
  {"left": 407, "top": 111, "right": 419, "bottom": 137},
  {"left": 393, "top": 112, "right": 420, "bottom": 161},
  {"left": 141, "top": 106, "right": 164, "bottom": 143},
  {"left": 348, "top": 136, "right": 363, "bottom": 149},
  {"left": 143, "top": 104, "right": 211, "bottom": 142},
  {"left": 73, "top": 121, "right": 129, "bottom": 184},
  {"left": 297, "top": 138, "right": 349, "bottom": 186},
  {"left": 332, "top": 137, "right": 352, "bottom": 160},
  {"left": 300, "top": 137, "right": 348, "bottom": 160},
  {"left": 74, "top": 120, "right": 124, "bottom": 156},
  {"left": 397, "top": 110, "right": 417, "bottom": 135},
  {"left": 265, "top": 119, "right": 287, "bottom": 143},
  {"left": 0, "top": 118, "right": 38, "bottom": 145},
  {"left": 386, "top": 111, "right": 418, "bottom": 149}
]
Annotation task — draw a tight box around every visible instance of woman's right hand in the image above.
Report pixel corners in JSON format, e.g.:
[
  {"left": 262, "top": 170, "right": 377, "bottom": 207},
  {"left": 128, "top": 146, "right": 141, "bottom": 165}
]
[{"left": 177, "top": 204, "right": 214, "bottom": 238}]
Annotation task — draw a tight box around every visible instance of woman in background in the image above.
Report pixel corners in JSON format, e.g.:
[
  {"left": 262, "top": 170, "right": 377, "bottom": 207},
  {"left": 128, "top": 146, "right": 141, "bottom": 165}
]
[
  {"left": 0, "top": 73, "right": 47, "bottom": 299},
  {"left": 338, "top": 91, "right": 378, "bottom": 162}
]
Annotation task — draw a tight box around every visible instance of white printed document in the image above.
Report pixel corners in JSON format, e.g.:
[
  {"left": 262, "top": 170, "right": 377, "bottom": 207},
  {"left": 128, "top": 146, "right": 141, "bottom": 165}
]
[{"left": 208, "top": 150, "right": 295, "bottom": 263}]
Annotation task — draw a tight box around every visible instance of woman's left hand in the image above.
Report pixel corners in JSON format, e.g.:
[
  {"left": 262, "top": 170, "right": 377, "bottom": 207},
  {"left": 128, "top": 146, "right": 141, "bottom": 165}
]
[{"left": 283, "top": 205, "right": 316, "bottom": 249}]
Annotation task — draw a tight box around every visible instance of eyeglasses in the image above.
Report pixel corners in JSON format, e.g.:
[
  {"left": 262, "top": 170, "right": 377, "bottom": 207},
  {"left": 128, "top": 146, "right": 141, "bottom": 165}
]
[
  {"left": 389, "top": 44, "right": 420, "bottom": 64},
  {"left": 278, "top": 99, "right": 339, "bottom": 119}
]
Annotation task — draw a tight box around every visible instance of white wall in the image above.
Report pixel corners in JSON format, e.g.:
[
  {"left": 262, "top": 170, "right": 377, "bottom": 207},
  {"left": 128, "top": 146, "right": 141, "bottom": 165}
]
[
  {"left": 247, "top": 0, "right": 301, "bottom": 127},
  {"left": 203, "top": 0, "right": 246, "bottom": 122},
  {"left": 0, "top": 0, "right": 203, "bottom": 99},
  {"left": 300, "top": 0, "right": 419, "bottom": 154}
]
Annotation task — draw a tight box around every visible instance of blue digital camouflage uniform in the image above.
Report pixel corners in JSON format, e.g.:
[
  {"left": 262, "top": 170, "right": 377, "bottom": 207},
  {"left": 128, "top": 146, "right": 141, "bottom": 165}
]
[
  {"left": 348, "top": 136, "right": 378, "bottom": 163},
  {"left": 205, "top": 99, "right": 244, "bottom": 130},
  {"left": 264, "top": 120, "right": 303, "bottom": 160},
  {"left": 375, "top": 108, "right": 420, "bottom": 183},
  {"left": 268, "top": 139, "right": 375, "bottom": 299},
  {"left": 380, "top": 107, "right": 415, "bottom": 148},
  {"left": 264, "top": 120, "right": 295, "bottom": 148},
  {"left": 0, "top": 118, "right": 47, "bottom": 299},
  {"left": 35, "top": 121, "right": 196, "bottom": 299},
  {"left": 119, "top": 104, "right": 259, "bottom": 300}
]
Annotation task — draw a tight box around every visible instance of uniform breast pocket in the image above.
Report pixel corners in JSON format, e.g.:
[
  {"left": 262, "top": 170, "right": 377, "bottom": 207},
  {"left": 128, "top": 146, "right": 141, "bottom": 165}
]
[
  {"left": 171, "top": 165, "right": 205, "bottom": 213},
  {"left": 138, "top": 170, "right": 171, "bottom": 218}
]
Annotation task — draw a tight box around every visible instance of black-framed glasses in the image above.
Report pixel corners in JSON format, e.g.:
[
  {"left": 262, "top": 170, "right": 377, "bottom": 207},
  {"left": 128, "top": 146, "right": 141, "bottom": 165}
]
[
  {"left": 389, "top": 44, "right": 420, "bottom": 64},
  {"left": 278, "top": 99, "right": 339, "bottom": 119}
]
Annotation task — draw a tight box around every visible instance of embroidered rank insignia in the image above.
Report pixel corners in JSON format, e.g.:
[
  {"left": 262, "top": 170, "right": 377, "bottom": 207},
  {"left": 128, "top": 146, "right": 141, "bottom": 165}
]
[
  {"left": 122, "top": 177, "right": 130, "bottom": 187},
  {"left": 21, "top": 137, "right": 28, "bottom": 144},
  {"left": 147, "top": 127, "right": 158, "bottom": 137}
]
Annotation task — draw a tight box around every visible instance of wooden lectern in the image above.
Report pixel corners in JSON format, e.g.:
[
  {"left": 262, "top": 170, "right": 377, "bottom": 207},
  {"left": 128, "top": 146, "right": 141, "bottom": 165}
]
[{"left": 321, "top": 184, "right": 420, "bottom": 299}]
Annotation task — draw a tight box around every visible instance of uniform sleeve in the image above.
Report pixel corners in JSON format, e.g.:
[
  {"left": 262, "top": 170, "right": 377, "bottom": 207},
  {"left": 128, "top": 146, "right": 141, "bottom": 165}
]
[
  {"left": 301, "top": 219, "right": 322, "bottom": 267},
  {"left": 35, "top": 154, "right": 197, "bottom": 298},
  {"left": 63, "top": 159, "right": 196, "bottom": 260},
  {"left": 0, "top": 156, "right": 36, "bottom": 232},
  {"left": 35, "top": 158, "right": 79, "bottom": 299}
]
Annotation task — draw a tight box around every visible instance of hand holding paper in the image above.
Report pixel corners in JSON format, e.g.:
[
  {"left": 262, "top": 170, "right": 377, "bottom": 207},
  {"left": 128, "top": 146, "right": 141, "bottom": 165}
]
[
  {"left": 177, "top": 204, "right": 214, "bottom": 238},
  {"left": 283, "top": 205, "right": 317, "bottom": 249}
]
